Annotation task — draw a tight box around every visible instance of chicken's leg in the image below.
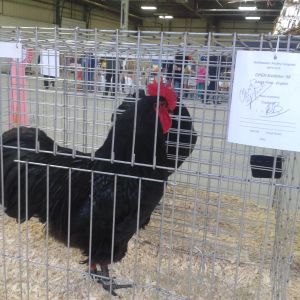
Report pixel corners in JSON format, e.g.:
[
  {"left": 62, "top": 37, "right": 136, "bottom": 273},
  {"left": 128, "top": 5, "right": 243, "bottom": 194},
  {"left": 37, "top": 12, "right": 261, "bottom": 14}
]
[{"left": 89, "top": 263, "right": 132, "bottom": 296}]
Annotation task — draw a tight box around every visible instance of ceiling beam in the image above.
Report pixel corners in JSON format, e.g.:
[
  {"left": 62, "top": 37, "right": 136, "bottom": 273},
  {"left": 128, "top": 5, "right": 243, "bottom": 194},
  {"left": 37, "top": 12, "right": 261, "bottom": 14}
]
[
  {"left": 79, "top": 0, "right": 143, "bottom": 20},
  {"left": 197, "top": 8, "right": 281, "bottom": 16}
]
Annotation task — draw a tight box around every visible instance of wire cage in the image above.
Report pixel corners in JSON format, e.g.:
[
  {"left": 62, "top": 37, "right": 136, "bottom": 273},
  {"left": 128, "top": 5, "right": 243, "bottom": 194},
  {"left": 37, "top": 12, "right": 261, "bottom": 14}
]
[{"left": 0, "top": 27, "right": 299, "bottom": 300}]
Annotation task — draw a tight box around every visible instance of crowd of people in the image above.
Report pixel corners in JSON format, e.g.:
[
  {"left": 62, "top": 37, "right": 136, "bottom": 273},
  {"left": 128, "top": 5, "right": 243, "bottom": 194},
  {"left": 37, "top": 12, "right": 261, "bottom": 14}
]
[{"left": 38, "top": 51, "right": 227, "bottom": 102}]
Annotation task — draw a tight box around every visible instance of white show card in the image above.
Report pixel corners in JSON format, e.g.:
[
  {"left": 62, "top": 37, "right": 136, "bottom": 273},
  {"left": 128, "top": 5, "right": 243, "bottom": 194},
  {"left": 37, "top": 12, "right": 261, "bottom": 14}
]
[
  {"left": 40, "top": 49, "right": 60, "bottom": 77},
  {"left": 228, "top": 50, "right": 300, "bottom": 152},
  {"left": 0, "top": 42, "right": 22, "bottom": 59}
]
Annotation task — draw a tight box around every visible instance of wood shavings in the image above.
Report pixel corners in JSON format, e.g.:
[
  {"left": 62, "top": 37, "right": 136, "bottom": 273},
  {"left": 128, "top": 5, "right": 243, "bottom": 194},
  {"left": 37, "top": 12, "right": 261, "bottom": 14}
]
[{"left": 0, "top": 185, "right": 299, "bottom": 299}]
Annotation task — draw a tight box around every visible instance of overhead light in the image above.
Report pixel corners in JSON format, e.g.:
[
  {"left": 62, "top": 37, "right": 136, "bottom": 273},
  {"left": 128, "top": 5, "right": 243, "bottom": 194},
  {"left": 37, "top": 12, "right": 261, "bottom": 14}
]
[
  {"left": 141, "top": 6, "right": 157, "bottom": 10},
  {"left": 238, "top": 6, "right": 257, "bottom": 11},
  {"left": 245, "top": 16, "right": 261, "bottom": 20},
  {"left": 159, "top": 15, "right": 174, "bottom": 19}
]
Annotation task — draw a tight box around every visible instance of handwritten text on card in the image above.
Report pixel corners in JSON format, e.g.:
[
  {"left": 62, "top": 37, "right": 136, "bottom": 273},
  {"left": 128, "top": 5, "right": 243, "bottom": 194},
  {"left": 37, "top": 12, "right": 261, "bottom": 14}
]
[{"left": 228, "top": 50, "right": 300, "bottom": 152}]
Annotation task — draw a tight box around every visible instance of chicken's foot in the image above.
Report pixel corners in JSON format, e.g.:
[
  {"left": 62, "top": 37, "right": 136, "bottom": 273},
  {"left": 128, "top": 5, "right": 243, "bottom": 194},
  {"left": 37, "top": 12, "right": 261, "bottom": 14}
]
[{"left": 89, "top": 264, "right": 132, "bottom": 296}]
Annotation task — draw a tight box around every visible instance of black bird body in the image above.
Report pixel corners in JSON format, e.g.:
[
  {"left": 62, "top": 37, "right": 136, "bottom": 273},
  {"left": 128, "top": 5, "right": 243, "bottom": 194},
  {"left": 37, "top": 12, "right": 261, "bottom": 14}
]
[
  {"left": 1, "top": 88, "right": 196, "bottom": 294},
  {"left": 2, "top": 96, "right": 169, "bottom": 267}
]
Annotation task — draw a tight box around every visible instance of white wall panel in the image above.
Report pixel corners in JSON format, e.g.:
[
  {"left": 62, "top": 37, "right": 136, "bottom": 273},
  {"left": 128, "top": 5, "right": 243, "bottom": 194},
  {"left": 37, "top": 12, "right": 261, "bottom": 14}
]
[
  {"left": 219, "top": 20, "right": 274, "bottom": 33},
  {"left": 0, "top": 15, "right": 52, "bottom": 27},
  {"left": 3, "top": 0, "right": 53, "bottom": 24},
  {"left": 61, "top": 17, "right": 86, "bottom": 29}
]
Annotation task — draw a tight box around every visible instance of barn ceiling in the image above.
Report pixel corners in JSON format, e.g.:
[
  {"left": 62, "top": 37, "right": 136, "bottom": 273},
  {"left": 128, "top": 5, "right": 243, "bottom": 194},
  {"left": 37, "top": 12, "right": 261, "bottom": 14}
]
[{"left": 78, "top": 0, "right": 284, "bottom": 21}]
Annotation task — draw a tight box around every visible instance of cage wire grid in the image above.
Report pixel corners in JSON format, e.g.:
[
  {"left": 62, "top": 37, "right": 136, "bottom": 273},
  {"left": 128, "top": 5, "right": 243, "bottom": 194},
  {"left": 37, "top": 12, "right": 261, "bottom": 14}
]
[{"left": 0, "top": 28, "right": 298, "bottom": 300}]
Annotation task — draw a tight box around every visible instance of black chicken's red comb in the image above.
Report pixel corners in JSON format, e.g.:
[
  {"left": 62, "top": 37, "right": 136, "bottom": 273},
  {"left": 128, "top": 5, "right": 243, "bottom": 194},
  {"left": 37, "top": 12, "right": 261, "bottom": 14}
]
[{"left": 147, "top": 80, "right": 177, "bottom": 111}]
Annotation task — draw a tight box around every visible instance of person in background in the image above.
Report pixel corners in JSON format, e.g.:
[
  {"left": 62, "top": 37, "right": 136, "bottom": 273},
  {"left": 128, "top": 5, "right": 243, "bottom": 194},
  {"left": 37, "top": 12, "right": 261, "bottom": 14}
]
[
  {"left": 69, "top": 57, "right": 83, "bottom": 91},
  {"left": 80, "top": 53, "right": 96, "bottom": 92},
  {"left": 98, "top": 59, "right": 107, "bottom": 92},
  {"left": 166, "top": 62, "right": 173, "bottom": 86},
  {"left": 207, "top": 55, "right": 218, "bottom": 94},
  {"left": 173, "top": 53, "right": 191, "bottom": 96},
  {"left": 183, "top": 63, "right": 192, "bottom": 98},
  {"left": 196, "top": 56, "right": 207, "bottom": 101},
  {"left": 104, "top": 56, "right": 117, "bottom": 95},
  {"left": 173, "top": 52, "right": 183, "bottom": 92}
]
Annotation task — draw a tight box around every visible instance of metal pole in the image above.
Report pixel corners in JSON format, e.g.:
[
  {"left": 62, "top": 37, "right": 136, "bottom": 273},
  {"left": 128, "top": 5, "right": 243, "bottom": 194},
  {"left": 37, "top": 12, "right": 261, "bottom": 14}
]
[
  {"left": 54, "top": 0, "right": 61, "bottom": 27},
  {"left": 120, "top": 0, "right": 129, "bottom": 30}
]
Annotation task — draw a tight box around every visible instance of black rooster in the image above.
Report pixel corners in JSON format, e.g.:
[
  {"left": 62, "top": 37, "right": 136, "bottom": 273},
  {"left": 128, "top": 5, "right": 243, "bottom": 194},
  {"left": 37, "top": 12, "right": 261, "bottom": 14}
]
[{"left": 1, "top": 82, "right": 196, "bottom": 295}]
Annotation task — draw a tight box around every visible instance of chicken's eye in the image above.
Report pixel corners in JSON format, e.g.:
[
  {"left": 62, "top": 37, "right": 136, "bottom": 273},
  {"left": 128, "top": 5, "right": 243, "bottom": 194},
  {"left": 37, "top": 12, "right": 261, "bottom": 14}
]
[
  {"left": 160, "top": 100, "right": 168, "bottom": 109},
  {"left": 154, "top": 100, "right": 168, "bottom": 111}
]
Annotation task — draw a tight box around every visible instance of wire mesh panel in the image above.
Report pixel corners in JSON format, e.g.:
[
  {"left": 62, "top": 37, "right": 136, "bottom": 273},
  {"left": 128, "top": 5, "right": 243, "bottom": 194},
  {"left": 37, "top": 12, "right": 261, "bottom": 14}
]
[{"left": 0, "top": 28, "right": 299, "bottom": 300}]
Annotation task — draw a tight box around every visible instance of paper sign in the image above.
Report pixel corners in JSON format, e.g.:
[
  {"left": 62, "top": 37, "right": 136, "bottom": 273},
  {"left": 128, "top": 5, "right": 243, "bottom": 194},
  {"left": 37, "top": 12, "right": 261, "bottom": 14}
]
[
  {"left": 228, "top": 50, "right": 300, "bottom": 152},
  {"left": 0, "top": 42, "right": 22, "bottom": 59},
  {"left": 39, "top": 49, "right": 60, "bottom": 77}
]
